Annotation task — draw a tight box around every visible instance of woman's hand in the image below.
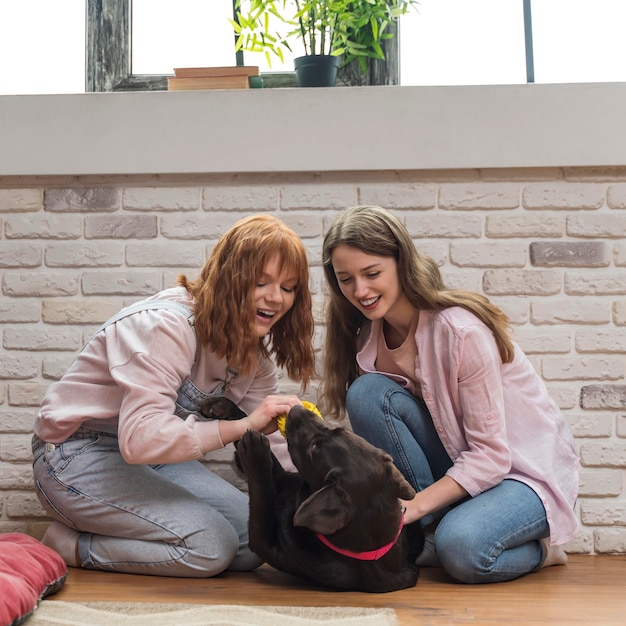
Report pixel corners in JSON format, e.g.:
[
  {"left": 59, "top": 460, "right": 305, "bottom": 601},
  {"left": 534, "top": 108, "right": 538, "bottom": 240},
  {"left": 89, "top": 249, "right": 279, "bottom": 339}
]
[
  {"left": 400, "top": 495, "right": 424, "bottom": 525},
  {"left": 244, "top": 394, "right": 302, "bottom": 435},
  {"left": 216, "top": 395, "right": 302, "bottom": 445},
  {"left": 400, "top": 476, "right": 469, "bottom": 525}
]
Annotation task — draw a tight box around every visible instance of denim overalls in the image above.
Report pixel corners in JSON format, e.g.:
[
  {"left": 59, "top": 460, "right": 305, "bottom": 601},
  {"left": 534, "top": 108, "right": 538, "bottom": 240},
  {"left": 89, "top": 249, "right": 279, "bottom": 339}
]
[
  {"left": 31, "top": 299, "right": 261, "bottom": 576},
  {"left": 77, "top": 299, "right": 237, "bottom": 419}
]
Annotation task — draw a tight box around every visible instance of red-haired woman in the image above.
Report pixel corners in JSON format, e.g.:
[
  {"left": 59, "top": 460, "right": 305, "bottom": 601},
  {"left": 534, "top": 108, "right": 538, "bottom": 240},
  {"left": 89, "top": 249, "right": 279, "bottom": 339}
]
[{"left": 33, "top": 214, "right": 316, "bottom": 577}]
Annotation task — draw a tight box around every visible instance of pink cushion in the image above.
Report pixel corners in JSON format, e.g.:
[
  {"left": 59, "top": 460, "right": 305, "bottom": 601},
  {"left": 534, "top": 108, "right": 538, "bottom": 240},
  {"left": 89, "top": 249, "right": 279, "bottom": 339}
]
[{"left": 0, "top": 533, "right": 67, "bottom": 626}]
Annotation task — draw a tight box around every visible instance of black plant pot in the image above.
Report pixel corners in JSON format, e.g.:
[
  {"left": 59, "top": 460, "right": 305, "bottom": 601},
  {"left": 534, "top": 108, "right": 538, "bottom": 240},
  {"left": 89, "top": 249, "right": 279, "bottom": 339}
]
[{"left": 294, "top": 55, "right": 341, "bottom": 87}]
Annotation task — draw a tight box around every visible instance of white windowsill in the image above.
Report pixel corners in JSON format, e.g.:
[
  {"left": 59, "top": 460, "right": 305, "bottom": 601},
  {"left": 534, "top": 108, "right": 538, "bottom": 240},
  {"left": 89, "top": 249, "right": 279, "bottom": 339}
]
[{"left": 2, "top": 83, "right": 626, "bottom": 176}]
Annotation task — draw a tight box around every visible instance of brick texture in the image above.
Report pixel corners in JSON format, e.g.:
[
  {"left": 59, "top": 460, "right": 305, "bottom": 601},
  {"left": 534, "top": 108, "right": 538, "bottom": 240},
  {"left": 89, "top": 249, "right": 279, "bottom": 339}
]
[{"left": 1, "top": 169, "right": 625, "bottom": 555}]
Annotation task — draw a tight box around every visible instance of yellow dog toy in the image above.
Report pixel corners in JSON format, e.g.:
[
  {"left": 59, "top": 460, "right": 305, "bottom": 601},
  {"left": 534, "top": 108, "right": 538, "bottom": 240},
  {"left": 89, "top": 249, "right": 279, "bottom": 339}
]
[{"left": 276, "top": 401, "right": 322, "bottom": 438}]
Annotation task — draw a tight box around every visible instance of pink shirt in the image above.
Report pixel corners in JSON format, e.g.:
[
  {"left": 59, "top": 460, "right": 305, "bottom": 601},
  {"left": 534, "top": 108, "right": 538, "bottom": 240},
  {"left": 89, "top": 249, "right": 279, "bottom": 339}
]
[
  {"left": 356, "top": 307, "right": 579, "bottom": 545},
  {"left": 35, "top": 288, "right": 294, "bottom": 470}
]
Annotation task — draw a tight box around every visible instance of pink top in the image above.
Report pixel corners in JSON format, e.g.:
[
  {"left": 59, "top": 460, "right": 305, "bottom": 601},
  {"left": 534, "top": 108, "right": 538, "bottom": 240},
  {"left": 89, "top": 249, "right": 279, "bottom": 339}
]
[
  {"left": 35, "top": 288, "right": 294, "bottom": 470},
  {"left": 356, "top": 307, "right": 579, "bottom": 545}
]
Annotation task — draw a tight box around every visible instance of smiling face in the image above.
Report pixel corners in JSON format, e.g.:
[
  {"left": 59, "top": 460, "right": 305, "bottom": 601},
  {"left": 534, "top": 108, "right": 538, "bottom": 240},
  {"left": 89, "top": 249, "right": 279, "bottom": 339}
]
[
  {"left": 253, "top": 253, "right": 298, "bottom": 337},
  {"left": 330, "top": 244, "right": 413, "bottom": 325}
]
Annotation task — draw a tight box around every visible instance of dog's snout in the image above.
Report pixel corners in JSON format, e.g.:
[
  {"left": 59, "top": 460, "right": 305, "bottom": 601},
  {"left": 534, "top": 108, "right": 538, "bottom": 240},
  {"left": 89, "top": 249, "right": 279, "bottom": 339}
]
[
  {"left": 284, "top": 405, "right": 306, "bottom": 436},
  {"left": 284, "top": 404, "right": 324, "bottom": 440},
  {"left": 288, "top": 404, "right": 307, "bottom": 419}
]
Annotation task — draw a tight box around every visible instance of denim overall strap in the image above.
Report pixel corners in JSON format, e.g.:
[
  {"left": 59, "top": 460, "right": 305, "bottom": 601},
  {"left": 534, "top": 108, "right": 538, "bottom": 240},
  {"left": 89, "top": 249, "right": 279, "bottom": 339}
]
[
  {"left": 84, "top": 300, "right": 195, "bottom": 349},
  {"left": 69, "top": 300, "right": 203, "bottom": 420}
]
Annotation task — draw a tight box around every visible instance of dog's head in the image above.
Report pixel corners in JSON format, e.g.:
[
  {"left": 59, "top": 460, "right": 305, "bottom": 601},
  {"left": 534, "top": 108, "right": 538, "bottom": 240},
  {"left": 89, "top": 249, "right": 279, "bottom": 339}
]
[{"left": 285, "top": 404, "right": 416, "bottom": 535}]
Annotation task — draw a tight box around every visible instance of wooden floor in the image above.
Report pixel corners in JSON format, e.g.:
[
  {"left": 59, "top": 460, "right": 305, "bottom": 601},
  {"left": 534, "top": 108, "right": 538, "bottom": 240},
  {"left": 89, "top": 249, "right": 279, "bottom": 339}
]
[{"left": 47, "top": 555, "right": 625, "bottom": 625}]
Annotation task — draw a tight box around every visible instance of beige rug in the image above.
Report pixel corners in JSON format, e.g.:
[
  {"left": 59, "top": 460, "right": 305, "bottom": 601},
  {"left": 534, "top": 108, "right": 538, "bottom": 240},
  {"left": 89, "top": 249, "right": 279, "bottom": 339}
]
[{"left": 30, "top": 601, "right": 398, "bottom": 625}]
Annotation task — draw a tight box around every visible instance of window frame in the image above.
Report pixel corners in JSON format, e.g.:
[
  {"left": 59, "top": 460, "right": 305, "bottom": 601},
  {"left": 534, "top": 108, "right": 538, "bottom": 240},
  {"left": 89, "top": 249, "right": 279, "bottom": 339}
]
[
  {"left": 86, "top": 0, "right": 300, "bottom": 92},
  {"left": 87, "top": 0, "right": 165, "bottom": 91},
  {"left": 86, "top": 0, "right": 403, "bottom": 92}
]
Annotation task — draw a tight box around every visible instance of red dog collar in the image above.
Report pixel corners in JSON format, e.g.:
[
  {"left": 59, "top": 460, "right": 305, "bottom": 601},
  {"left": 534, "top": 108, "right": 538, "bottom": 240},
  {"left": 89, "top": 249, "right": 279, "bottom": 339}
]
[{"left": 315, "top": 512, "right": 405, "bottom": 561}]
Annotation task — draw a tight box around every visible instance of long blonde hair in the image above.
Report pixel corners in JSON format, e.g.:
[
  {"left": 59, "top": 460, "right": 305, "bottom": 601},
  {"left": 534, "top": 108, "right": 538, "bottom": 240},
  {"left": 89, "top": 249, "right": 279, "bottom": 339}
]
[
  {"left": 179, "top": 215, "right": 316, "bottom": 387},
  {"left": 319, "top": 205, "right": 513, "bottom": 418}
]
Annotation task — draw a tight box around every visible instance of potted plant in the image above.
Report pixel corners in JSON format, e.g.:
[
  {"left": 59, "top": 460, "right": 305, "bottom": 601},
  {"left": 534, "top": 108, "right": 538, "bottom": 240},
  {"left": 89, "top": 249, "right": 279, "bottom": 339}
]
[{"left": 231, "top": 0, "right": 419, "bottom": 87}]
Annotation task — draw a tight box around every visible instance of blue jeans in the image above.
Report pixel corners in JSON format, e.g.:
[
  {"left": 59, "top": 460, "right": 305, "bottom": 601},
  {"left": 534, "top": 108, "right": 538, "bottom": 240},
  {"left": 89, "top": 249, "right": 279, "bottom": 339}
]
[
  {"left": 32, "top": 429, "right": 262, "bottom": 577},
  {"left": 346, "top": 373, "right": 549, "bottom": 584}
]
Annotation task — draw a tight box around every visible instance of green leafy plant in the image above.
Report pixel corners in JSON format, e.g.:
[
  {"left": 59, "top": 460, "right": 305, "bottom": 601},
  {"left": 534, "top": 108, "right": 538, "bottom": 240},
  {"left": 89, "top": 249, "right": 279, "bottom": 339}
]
[
  {"left": 230, "top": 0, "right": 419, "bottom": 70},
  {"left": 335, "top": 0, "right": 419, "bottom": 74}
]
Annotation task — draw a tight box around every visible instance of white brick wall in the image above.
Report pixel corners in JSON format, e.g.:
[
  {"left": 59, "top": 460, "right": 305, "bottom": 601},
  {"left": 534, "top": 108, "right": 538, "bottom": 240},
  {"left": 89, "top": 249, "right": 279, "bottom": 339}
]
[{"left": 1, "top": 167, "right": 625, "bottom": 555}]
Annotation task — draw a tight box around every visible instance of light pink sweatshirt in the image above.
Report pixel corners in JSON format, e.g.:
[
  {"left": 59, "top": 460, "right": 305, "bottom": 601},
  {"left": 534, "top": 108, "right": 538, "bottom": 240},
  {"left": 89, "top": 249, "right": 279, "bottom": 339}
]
[
  {"left": 356, "top": 307, "right": 579, "bottom": 546},
  {"left": 35, "top": 288, "right": 294, "bottom": 470}
]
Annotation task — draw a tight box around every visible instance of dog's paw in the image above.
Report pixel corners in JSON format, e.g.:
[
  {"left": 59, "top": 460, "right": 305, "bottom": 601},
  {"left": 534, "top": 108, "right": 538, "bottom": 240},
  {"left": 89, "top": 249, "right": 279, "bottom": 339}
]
[
  {"left": 237, "top": 430, "right": 273, "bottom": 475},
  {"left": 240, "top": 429, "right": 271, "bottom": 454},
  {"left": 198, "top": 396, "right": 246, "bottom": 421}
]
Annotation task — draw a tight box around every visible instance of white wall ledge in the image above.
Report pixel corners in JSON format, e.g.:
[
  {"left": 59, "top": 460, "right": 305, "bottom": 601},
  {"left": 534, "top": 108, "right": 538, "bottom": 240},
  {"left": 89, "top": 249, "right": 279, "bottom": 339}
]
[{"left": 3, "top": 83, "right": 626, "bottom": 176}]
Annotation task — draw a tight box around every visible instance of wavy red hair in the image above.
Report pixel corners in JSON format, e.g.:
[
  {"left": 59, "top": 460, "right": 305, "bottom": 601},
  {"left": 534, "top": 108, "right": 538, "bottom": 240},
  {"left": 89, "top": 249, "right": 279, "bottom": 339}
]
[{"left": 178, "top": 215, "right": 316, "bottom": 387}]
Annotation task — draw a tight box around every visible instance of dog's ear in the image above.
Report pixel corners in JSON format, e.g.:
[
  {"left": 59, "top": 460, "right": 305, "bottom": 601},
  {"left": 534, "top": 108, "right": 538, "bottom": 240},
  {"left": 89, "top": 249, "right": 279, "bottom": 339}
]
[
  {"left": 293, "top": 469, "right": 352, "bottom": 534},
  {"left": 198, "top": 397, "right": 247, "bottom": 421},
  {"left": 385, "top": 456, "right": 417, "bottom": 500}
]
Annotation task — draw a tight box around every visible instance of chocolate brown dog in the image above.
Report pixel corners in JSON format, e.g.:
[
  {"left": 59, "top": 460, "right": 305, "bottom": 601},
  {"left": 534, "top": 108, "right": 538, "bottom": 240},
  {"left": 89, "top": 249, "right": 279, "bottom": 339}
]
[{"left": 199, "top": 397, "right": 424, "bottom": 592}]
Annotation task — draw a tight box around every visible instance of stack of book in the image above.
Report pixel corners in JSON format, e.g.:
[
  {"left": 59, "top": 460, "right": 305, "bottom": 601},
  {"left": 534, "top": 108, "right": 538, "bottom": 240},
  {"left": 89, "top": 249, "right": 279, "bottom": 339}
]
[{"left": 167, "top": 66, "right": 261, "bottom": 91}]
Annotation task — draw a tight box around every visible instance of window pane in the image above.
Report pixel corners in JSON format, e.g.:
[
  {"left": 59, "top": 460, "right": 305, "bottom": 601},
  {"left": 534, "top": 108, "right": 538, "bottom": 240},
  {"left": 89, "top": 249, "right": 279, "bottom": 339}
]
[
  {"left": 532, "top": 0, "right": 626, "bottom": 83},
  {"left": 0, "top": 0, "right": 85, "bottom": 95},
  {"left": 400, "top": 0, "right": 526, "bottom": 86},
  {"left": 131, "top": 0, "right": 237, "bottom": 74}
]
